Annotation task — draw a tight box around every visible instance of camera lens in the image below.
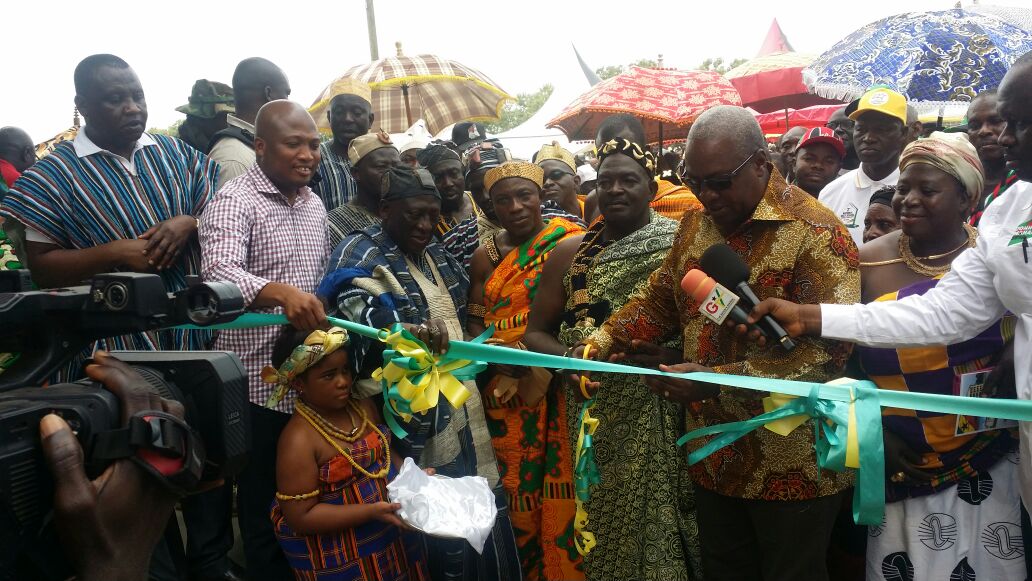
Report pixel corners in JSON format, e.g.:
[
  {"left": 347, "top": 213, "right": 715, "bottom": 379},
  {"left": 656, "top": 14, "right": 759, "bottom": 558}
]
[{"left": 104, "top": 282, "right": 130, "bottom": 311}]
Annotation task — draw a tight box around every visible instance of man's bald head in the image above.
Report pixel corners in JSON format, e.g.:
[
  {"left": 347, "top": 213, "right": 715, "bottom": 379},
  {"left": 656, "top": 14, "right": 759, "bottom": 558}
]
[
  {"left": 683, "top": 106, "right": 771, "bottom": 235},
  {"left": 254, "top": 100, "right": 321, "bottom": 194},
  {"left": 688, "top": 106, "right": 768, "bottom": 161},
  {"left": 232, "top": 57, "right": 290, "bottom": 122},
  {"left": 997, "top": 51, "right": 1032, "bottom": 180},
  {"left": 0, "top": 126, "right": 36, "bottom": 173},
  {"left": 905, "top": 104, "right": 924, "bottom": 143}
]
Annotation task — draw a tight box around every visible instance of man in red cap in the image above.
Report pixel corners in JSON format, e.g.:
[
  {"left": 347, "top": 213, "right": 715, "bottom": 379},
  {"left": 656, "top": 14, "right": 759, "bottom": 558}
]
[{"left": 793, "top": 127, "right": 845, "bottom": 197}]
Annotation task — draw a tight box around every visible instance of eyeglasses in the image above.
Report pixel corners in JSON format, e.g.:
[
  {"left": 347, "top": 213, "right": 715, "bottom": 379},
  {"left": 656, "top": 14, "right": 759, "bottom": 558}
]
[
  {"left": 543, "top": 169, "right": 574, "bottom": 182},
  {"left": 680, "top": 151, "right": 758, "bottom": 195}
]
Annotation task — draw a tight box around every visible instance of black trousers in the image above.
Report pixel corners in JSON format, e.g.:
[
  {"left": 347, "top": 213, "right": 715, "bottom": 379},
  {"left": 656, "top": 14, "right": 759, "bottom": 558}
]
[
  {"left": 694, "top": 486, "right": 844, "bottom": 581},
  {"left": 236, "top": 404, "right": 292, "bottom": 581}
]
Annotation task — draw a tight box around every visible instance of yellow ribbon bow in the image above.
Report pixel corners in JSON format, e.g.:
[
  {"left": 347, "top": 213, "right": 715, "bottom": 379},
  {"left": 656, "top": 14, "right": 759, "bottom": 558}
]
[{"left": 372, "top": 324, "right": 486, "bottom": 438}]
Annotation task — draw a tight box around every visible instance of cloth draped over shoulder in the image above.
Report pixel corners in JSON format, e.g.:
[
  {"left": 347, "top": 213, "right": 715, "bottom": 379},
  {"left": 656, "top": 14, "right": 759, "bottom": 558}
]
[
  {"left": 557, "top": 211, "right": 702, "bottom": 580},
  {"left": 479, "top": 216, "right": 585, "bottom": 581},
  {"left": 483, "top": 217, "right": 584, "bottom": 343}
]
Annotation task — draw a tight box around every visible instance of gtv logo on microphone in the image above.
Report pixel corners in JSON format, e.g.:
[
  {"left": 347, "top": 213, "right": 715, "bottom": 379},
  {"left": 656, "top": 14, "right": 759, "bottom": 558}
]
[{"left": 697, "top": 283, "right": 741, "bottom": 325}]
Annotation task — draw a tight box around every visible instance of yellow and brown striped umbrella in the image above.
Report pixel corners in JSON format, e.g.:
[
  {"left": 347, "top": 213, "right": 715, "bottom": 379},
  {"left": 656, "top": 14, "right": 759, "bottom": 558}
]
[{"left": 310, "top": 49, "right": 512, "bottom": 135}]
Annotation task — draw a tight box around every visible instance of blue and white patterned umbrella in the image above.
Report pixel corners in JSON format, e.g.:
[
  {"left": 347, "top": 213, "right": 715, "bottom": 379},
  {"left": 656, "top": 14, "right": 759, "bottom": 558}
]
[{"left": 803, "top": 8, "right": 1032, "bottom": 108}]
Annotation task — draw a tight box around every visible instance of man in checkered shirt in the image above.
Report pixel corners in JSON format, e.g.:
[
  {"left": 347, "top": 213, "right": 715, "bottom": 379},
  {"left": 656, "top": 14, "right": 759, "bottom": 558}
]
[{"left": 199, "top": 100, "right": 329, "bottom": 581}]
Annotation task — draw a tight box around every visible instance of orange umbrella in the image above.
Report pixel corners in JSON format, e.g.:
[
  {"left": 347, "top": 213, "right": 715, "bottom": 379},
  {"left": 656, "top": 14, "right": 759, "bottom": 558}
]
[{"left": 546, "top": 66, "right": 742, "bottom": 144}]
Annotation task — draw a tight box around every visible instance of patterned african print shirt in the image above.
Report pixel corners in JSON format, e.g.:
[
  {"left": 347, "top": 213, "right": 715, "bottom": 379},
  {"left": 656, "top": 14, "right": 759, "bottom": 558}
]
[
  {"left": 200, "top": 164, "right": 329, "bottom": 412},
  {"left": 313, "top": 141, "right": 359, "bottom": 211},
  {"left": 589, "top": 168, "right": 861, "bottom": 501},
  {"left": 0, "top": 131, "right": 217, "bottom": 381}
]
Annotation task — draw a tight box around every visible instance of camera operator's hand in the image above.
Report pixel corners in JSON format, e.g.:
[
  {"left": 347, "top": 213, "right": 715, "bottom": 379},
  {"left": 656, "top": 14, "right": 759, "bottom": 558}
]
[
  {"left": 140, "top": 215, "right": 197, "bottom": 271},
  {"left": 41, "top": 351, "right": 183, "bottom": 581}
]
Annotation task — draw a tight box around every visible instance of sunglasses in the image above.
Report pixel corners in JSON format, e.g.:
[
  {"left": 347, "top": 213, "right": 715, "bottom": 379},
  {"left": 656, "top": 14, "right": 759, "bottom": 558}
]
[
  {"left": 543, "top": 169, "right": 574, "bottom": 182},
  {"left": 680, "top": 151, "right": 758, "bottom": 195}
]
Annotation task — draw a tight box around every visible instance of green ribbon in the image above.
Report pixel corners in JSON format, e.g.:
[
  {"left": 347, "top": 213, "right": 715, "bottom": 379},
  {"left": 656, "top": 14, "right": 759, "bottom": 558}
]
[
  {"left": 676, "top": 383, "right": 885, "bottom": 524},
  {"left": 574, "top": 399, "right": 601, "bottom": 503},
  {"left": 374, "top": 323, "right": 491, "bottom": 439},
  {"left": 182, "top": 313, "right": 1032, "bottom": 525}
]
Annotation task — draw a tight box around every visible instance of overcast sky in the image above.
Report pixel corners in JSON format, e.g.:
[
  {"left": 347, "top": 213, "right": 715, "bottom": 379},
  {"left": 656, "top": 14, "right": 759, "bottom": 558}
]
[{"left": 4, "top": 0, "right": 1029, "bottom": 141}]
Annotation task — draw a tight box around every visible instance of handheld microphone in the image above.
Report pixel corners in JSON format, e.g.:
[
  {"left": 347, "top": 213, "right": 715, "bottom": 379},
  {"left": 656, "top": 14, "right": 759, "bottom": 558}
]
[
  {"left": 699, "top": 244, "right": 797, "bottom": 351},
  {"left": 681, "top": 269, "right": 768, "bottom": 337}
]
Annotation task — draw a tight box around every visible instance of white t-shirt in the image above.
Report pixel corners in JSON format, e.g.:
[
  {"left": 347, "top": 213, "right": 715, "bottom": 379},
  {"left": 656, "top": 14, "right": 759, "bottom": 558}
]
[{"left": 818, "top": 165, "right": 900, "bottom": 248}]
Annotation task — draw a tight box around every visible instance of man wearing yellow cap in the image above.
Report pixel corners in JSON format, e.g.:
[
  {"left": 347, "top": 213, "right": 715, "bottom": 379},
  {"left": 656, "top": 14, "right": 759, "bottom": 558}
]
[
  {"left": 325, "top": 131, "right": 399, "bottom": 250},
  {"left": 818, "top": 87, "right": 910, "bottom": 248},
  {"left": 312, "top": 78, "right": 375, "bottom": 212},
  {"left": 535, "top": 141, "right": 584, "bottom": 219}
]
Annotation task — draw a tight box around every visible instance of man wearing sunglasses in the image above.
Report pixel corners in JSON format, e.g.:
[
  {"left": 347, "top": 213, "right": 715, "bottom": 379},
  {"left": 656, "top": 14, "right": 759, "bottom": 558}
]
[
  {"left": 535, "top": 141, "right": 584, "bottom": 219},
  {"left": 576, "top": 105, "right": 860, "bottom": 581}
]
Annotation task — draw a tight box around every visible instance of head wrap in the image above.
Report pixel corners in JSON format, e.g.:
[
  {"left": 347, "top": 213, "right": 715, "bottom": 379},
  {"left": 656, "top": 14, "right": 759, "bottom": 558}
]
[
  {"left": 416, "top": 143, "right": 460, "bottom": 170},
  {"left": 381, "top": 166, "right": 441, "bottom": 200},
  {"left": 348, "top": 130, "right": 396, "bottom": 166},
  {"left": 463, "top": 142, "right": 512, "bottom": 177},
  {"left": 899, "top": 131, "right": 984, "bottom": 203},
  {"left": 596, "top": 138, "right": 656, "bottom": 177},
  {"left": 869, "top": 186, "right": 896, "bottom": 208},
  {"left": 175, "top": 79, "right": 235, "bottom": 119},
  {"left": 260, "top": 327, "right": 350, "bottom": 408},
  {"left": 535, "top": 141, "right": 576, "bottom": 173},
  {"left": 484, "top": 161, "right": 544, "bottom": 193}
]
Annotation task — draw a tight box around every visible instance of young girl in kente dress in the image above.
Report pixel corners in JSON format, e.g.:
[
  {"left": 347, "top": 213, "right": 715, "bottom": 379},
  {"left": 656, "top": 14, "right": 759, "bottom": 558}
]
[{"left": 265, "top": 326, "right": 429, "bottom": 581}]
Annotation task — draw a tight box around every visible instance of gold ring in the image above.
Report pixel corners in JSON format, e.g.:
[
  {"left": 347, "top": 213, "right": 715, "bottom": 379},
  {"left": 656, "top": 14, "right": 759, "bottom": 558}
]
[{"left": 890, "top": 471, "right": 906, "bottom": 483}]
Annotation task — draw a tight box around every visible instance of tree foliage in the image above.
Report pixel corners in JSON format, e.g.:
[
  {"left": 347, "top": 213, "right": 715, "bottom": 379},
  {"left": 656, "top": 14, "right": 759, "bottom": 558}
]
[
  {"left": 696, "top": 57, "right": 748, "bottom": 73},
  {"left": 484, "top": 84, "right": 554, "bottom": 134},
  {"left": 148, "top": 119, "right": 183, "bottom": 137},
  {"left": 594, "top": 58, "right": 659, "bottom": 80}
]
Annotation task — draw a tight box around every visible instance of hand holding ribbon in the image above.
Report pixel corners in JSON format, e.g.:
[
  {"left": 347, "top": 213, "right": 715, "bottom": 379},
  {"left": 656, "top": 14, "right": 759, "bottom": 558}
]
[{"left": 372, "top": 323, "right": 492, "bottom": 438}]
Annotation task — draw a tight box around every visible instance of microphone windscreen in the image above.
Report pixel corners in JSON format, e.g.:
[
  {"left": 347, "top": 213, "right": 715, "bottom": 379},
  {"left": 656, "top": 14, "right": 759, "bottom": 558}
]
[
  {"left": 681, "top": 269, "right": 715, "bottom": 303},
  {"left": 700, "top": 244, "right": 751, "bottom": 287}
]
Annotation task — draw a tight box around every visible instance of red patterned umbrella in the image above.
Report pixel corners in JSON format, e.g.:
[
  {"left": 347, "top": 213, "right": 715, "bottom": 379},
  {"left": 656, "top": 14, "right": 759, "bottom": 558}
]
[{"left": 546, "top": 66, "right": 742, "bottom": 144}]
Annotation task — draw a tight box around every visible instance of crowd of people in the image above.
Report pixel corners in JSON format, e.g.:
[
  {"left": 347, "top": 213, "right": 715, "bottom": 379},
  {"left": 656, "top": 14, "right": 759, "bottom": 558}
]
[{"left": 1, "top": 48, "right": 1030, "bottom": 581}]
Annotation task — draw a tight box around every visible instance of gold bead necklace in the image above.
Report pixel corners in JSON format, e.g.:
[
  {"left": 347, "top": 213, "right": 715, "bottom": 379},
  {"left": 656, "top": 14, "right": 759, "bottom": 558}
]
[
  {"left": 295, "top": 401, "right": 391, "bottom": 480},
  {"left": 859, "top": 224, "right": 977, "bottom": 277}
]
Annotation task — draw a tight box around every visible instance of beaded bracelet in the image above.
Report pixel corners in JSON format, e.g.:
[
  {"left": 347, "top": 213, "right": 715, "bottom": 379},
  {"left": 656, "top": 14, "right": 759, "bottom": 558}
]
[{"left": 275, "top": 489, "right": 319, "bottom": 501}]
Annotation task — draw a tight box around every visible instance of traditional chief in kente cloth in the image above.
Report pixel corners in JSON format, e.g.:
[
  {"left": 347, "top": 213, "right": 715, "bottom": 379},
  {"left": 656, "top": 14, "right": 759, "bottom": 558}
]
[
  {"left": 317, "top": 166, "right": 522, "bottom": 581},
  {"left": 524, "top": 138, "right": 701, "bottom": 581},
  {"left": 577, "top": 106, "right": 860, "bottom": 581}
]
